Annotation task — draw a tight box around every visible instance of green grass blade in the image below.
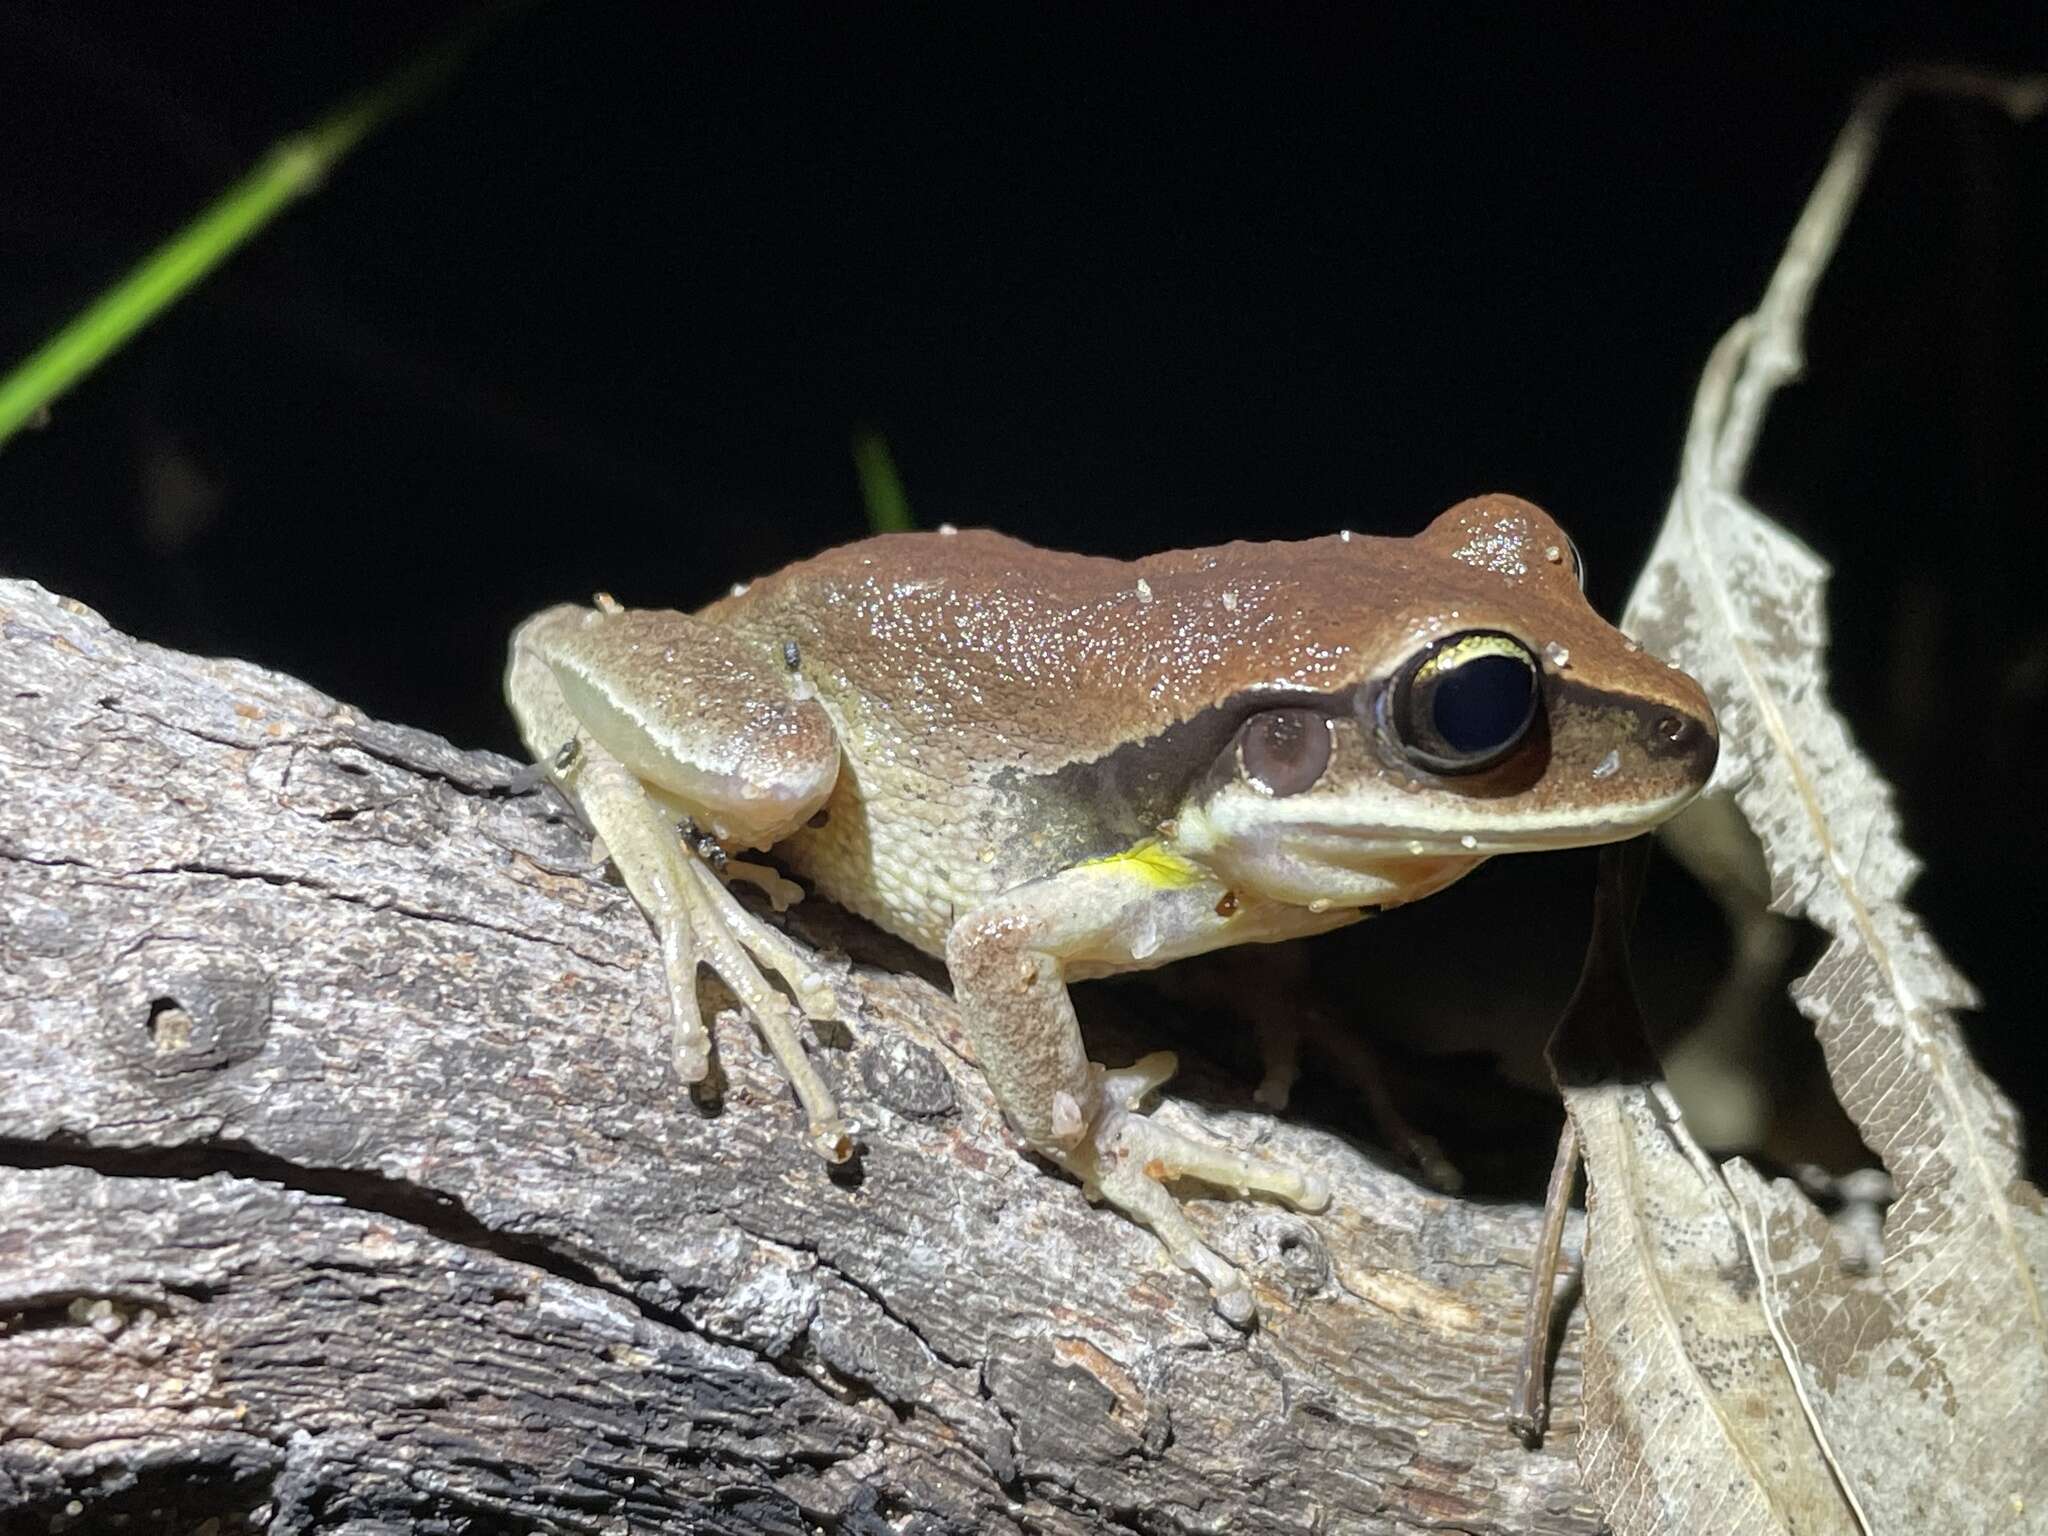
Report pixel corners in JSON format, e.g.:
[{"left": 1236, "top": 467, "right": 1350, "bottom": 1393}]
[
  {"left": 852, "top": 430, "right": 915, "bottom": 532},
  {"left": 0, "top": 11, "right": 505, "bottom": 451}
]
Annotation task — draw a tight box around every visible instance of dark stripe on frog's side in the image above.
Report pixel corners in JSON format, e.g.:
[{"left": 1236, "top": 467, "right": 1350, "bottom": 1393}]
[{"left": 986, "top": 685, "right": 1354, "bottom": 878}]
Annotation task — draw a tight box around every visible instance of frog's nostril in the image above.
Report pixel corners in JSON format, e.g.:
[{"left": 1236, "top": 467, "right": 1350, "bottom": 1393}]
[{"left": 1637, "top": 705, "right": 1717, "bottom": 788}]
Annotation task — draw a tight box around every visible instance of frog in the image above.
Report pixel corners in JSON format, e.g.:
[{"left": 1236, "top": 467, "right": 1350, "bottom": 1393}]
[{"left": 504, "top": 493, "right": 1718, "bottom": 1323}]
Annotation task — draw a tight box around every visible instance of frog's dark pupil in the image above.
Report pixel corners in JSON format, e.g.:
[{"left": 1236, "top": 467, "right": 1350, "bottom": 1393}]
[{"left": 1431, "top": 654, "right": 1535, "bottom": 755}]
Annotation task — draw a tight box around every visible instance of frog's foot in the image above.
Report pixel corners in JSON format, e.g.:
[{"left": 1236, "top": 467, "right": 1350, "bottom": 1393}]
[
  {"left": 1065, "top": 1051, "right": 1330, "bottom": 1326},
  {"left": 671, "top": 849, "right": 853, "bottom": 1163}
]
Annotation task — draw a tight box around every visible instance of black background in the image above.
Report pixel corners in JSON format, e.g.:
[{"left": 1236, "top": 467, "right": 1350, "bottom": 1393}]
[{"left": 3, "top": 3, "right": 2043, "bottom": 1180}]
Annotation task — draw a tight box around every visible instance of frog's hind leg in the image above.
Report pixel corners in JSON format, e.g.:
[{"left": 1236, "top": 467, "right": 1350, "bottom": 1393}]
[{"left": 506, "top": 603, "right": 851, "bottom": 1162}]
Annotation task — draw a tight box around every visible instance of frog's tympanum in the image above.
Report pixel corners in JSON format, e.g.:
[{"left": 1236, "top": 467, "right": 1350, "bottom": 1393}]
[{"left": 507, "top": 495, "right": 1717, "bottom": 1322}]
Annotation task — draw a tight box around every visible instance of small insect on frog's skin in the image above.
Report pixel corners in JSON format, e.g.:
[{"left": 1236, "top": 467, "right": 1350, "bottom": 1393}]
[{"left": 505, "top": 494, "right": 1717, "bottom": 1323}]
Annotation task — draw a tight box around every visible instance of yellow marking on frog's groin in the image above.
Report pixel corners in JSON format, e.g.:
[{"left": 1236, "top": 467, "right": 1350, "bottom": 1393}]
[{"left": 1080, "top": 839, "right": 1206, "bottom": 889}]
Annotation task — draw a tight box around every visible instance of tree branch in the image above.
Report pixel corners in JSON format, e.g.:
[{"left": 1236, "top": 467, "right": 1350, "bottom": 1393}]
[{"left": 0, "top": 578, "right": 1596, "bottom": 1534}]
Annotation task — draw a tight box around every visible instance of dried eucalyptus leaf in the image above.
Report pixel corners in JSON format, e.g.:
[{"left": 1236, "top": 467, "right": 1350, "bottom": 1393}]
[
  {"left": 1573, "top": 1085, "right": 1862, "bottom": 1536},
  {"left": 1558, "top": 844, "right": 1857, "bottom": 1530},
  {"left": 1615, "top": 75, "right": 2048, "bottom": 1531}
]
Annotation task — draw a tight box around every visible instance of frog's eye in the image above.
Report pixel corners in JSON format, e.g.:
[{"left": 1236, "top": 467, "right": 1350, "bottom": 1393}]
[
  {"left": 1389, "top": 630, "right": 1540, "bottom": 774},
  {"left": 1564, "top": 532, "right": 1586, "bottom": 592},
  {"left": 1238, "top": 707, "right": 1334, "bottom": 797}
]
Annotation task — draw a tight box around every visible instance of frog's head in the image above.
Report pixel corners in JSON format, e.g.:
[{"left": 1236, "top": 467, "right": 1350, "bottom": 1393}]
[{"left": 1169, "top": 494, "right": 1717, "bottom": 910}]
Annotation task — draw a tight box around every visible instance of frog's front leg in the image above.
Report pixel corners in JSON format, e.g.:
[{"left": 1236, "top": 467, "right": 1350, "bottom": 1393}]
[
  {"left": 946, "top": 860, "right": 1334, "bottom": 1324},
  {"left": 506, "top": 601, "right": 852, "bottom": 1161}
]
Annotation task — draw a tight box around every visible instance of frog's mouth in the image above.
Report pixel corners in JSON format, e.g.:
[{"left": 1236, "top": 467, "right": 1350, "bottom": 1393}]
[
  {"left": 1277, "top": 788, "right": 1703, "bottom": 859},
  {"left": 1200, "top": 781, "right": 1699, "bottom": 910}
]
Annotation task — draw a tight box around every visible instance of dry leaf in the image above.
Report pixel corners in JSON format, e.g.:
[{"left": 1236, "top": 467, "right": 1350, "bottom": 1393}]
[
  {"left": 1559, "top": 847, "right": 1859, "bottom": 1533},
  {"left": 1572, "top": 72, "right": 2048, "bottom": 1536},
  {"left": 1575, "top": 1085, "right": 1863, "bottom": 1535}
]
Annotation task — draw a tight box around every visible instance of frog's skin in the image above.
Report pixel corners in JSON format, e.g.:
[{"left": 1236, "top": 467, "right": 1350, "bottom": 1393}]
[{"left": 505, "top": 494, "right": 1717, "bottom": 1323}]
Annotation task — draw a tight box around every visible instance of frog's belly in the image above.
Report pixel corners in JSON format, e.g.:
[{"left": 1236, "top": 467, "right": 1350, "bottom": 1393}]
[{"left": 777, "top": 768, "right": 1006, "bottom": 956}]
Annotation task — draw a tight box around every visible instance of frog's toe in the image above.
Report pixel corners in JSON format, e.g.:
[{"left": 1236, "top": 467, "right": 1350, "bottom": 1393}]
[
  {"left": 1251, "top": 1013, "right": 1302, "bottom": 1112},
  {"left": 723, "top": 856, "right": 806, "bottom": 913},
  {"left": 669, "top": 1005, "right": 712, "bottom": 1084},
  {"left": 1099, "top": 1049, "right": 1179, "bottom": 1109},
  {"left": 1073, "top": 1100, "right": 1331, "bottom": 1323},
  {"left": 1121, "top": 1109, "right": 1330, "bottom": 1212},
  {"left": 805, "top": 1112, "right": 856, "bottom": 1164},
  {"left": 1083, "top": 1115, "right": 1257, "bottom": 1325},
  {"left": 689, "top": 854, "right": 841, "bottom": 1023},
  {"left": 653, "top": 923, "right": 714, "bottom": 1082},
  {"left": 1091, "top": 1055, "right": 1325, "bottom": 1209}
]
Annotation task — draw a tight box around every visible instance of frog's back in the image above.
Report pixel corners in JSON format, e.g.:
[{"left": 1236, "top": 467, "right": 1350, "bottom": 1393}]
[{"left": 700, "top": 526, "right": 1415, "bottom": 771}]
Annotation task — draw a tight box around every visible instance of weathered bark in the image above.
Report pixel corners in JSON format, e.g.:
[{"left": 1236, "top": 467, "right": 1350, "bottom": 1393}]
[{"left": 0, "top": 578, "right": 1598, "bottom": 1534}]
